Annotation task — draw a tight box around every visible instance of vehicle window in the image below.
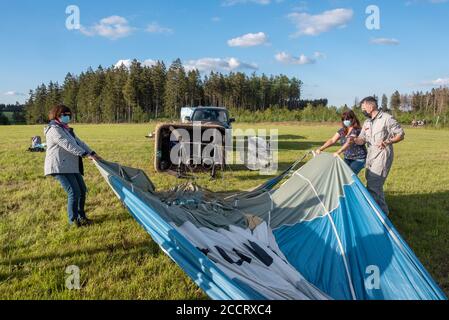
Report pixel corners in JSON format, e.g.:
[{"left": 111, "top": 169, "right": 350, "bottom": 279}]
[
  {"left": 192, "top": 110, "right": 228, "bottom": 122},
  {"left": 217, "top": 111, "right": 228, "bottom": 123}
]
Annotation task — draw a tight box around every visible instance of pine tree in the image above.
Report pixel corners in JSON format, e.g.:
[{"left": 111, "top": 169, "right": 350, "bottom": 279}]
[
  {"left": 260, "top": 74, "right": 271, "bottom": 110},
  {"left": 91, "top": 66, "right": 105, "bottom": 123},
  {"left": 390, "top": 90, "right": 401, "bottom": 112},
  {"left": 164, "top": 59, "right": 187, "bottom": 117},
  {"left": 62, "top": 73, "right": 79, "bottom": 121},
  {"left": 34, "top": 84, "right": 48, "bottom": 123},
  {"left": 113, "top": 64, "right": 129, "bottom": 122},
  {"left": 151, "top": 61, "right": 166, "bottom": 118},
  {"left": 248, "top": 72, "right": 261, "bottom": 111},
  {"left": 140, "top": 66, "right": 154, "bottom": 118},
  {"left": 288, "top": 77, "right": 302, "bottom": 109},
  {"left": 186, "top": 69, "right": 202, "bottom": 107},
  {"left": 381, "top": 94, "right": 388, "bottom": 111},
  {"left": 25, "top": 90, "right": 35, "bottom": 124},
  {"left": 101, "top": 70, "right": 119, "bottom": 123},
  {"left": 45, "top": 81, "right": 62, "bottom": 116},
  {"left": 77, "top": 69, "right": 93, "bottom": 122},
  {"left": 123, "top": 76, "right": 136, "bottom": 122}
]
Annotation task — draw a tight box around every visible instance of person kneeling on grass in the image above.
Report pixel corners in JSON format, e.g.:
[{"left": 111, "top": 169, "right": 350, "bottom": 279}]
[
  {"left": 315, "top": 110, "right": 367, "bottom": 175},
  {"left": 44, "top": 104, "right": 102, "bottom": 227}
]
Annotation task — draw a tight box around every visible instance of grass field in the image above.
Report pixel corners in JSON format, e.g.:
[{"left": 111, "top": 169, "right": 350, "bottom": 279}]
[{"left": 1, "top": 123, "right": 448, "bottom": 299}]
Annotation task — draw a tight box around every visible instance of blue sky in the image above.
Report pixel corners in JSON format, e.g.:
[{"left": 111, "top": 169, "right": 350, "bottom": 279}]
[{"left": 1, "top": 0, "right": 448, "bottom": 107}]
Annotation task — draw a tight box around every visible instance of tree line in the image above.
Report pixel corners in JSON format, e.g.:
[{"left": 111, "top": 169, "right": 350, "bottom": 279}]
[
  {"left": 9, "top": 58, "right": 449, "bottom": 126},
  {"left": 0, "top": 103, "right": 26, "bottom": 125},
  {"left": 391, "top": 88, "right": 449, "bottom": 117},
  {"left": 24, "top": 59, "right": 307, "bottom": 124},
  {"left": 382, "top": 89, "right": 448, "bottom": 117}
]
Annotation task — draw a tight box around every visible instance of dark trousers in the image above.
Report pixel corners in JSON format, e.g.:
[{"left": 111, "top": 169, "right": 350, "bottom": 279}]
[
  {"left": 344, "top": 158, "right": 366, "bottom": 175},
  {"left": 53, "top": 173, "right": 87, "bottom": 223}
]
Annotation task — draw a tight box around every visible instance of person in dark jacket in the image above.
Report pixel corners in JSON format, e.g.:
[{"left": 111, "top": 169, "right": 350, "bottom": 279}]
[{"left": 44, "top": 105, "right": 101, "bottom": 227}]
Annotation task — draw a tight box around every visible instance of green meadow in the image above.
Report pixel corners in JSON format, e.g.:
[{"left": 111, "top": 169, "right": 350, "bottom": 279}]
[{"left": 1, "top": 123, "right": 448, "bottom": 299}]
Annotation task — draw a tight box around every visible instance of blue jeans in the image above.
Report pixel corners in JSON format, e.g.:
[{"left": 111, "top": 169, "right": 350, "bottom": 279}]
[
  {"left": 53, "top": 173, "right": 87, "bottom": 223},
  {"left": 344, "top": 158, "right": 366, "bottom": 175}
]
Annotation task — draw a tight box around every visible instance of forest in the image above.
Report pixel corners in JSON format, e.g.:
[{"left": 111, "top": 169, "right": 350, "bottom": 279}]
[
  {"left": 2, "top": 58, "right": 448, "bottom": 126},
  {"left": 24, "top": 59, "right": 305, "bottom": 124}
]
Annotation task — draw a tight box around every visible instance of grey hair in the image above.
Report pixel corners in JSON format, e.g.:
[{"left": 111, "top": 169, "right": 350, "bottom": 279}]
[{"left": 360, "top": 96, "right": 379, "bottom": 109}]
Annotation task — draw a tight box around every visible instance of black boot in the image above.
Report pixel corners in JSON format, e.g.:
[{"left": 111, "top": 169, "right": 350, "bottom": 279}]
[
  {"left": 79, "top": 217, "right": 93, "bottom": 226},
  {"left": 70, "top": 219, "right": 82, "bottom": 228}
]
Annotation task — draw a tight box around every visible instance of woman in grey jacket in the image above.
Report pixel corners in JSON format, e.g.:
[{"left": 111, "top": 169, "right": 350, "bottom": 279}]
[{"left": 45, "top": 105, "right": 101, "bottom": 227}]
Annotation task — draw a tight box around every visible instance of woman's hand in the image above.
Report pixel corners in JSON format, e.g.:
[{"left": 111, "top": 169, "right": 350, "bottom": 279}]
[
  {"left": 88, "top": 154, "right": 102, "bottom": 161},
  {"left": 377, "top": 140, "right": 391, "bottom": 150},
  {"left": 333, "top": 152, "right": 341, "bottom": 158},
  {"left": 315, "top": 149, "right": 322, "bottom": 155}
]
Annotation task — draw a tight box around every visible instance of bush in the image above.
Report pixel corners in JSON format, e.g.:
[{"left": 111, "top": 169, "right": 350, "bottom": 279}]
[{"left": 228, "top": 105, "right": 342, "bottom": 123}]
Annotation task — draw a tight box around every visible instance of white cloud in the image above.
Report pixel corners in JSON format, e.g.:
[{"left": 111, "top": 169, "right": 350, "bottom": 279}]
[
  {"left": 184, "top": 57, "right": 258, "bottom": 73},
  {"left": 406, "top": 0, "right": 448, "bottom": 5},
  {"left": 115, "top": 59, "right": 132, "bottom": 68},
  {"left": 420, "top": 78, "right": 449, "bottom": 86},
  {"left": 143, "top": 59, "right": 158, "bottom": 67},
  {"left": 314, "top": 51, "right": 326, "bottom": 59},
  {"left": 80, "top": 15, "right": 134, "bottom": 40},
  {"left": 227, "top": 32, "right": 268, "bottom": 47},
  {"left": 146, "top": 22, "right": 173, "bottom": 34},
  {"left": 288, "top": 8, "right": 353, "bottom": 37},
  {"left": 4, "top": 91, "right": 25, "bottom": 96},
  {"left": 275, "top": 52, "right": 316, "bottom": 65},
  {"left": 115, "top": 59, "right": 157, "bottom": 69},
  {"left": 371, "top": 38, "right": 400, "bottom": 45}
]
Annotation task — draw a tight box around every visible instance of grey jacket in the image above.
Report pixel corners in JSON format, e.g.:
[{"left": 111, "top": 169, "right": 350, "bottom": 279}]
[
  {"left": 359, "top": 111, "right": 405, "bottom": 177},
  {"left": 44, "top": 122, "right": 93, "bottom": 176}
]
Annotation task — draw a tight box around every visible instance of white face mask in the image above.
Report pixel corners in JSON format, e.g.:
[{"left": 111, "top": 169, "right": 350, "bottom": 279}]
[{"left": 343, "top": 120, "right": 352, "bottom": 127}]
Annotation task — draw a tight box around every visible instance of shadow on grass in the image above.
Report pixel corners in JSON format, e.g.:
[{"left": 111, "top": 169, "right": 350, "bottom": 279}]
[
  {"left": 385, "top": 191, "right": 449, "bottom": 296},
  {"left": 277, "top": 134, "right": 306, "bottom": 140},
  {"left": 1, "top": 239, "right": 160, "bottom": 270},
  {"left": 233, "top": 134, "right": 322, "bottom": 151},
  {"left": 277, "top": 141, "right": 322, "bottom": 151}
]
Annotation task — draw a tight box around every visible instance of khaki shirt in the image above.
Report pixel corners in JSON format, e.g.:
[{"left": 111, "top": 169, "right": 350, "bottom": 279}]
[{"left": 359, "top": 111, "right": 405, "bottom": 177}]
